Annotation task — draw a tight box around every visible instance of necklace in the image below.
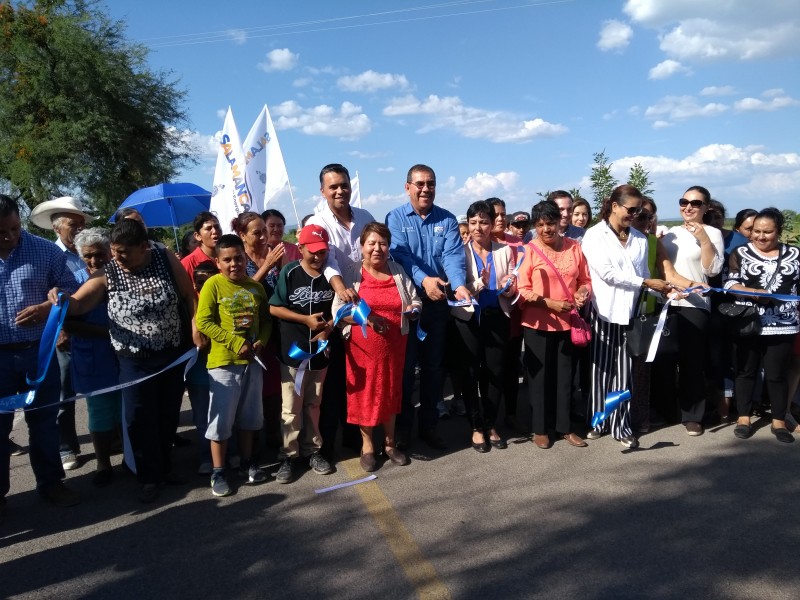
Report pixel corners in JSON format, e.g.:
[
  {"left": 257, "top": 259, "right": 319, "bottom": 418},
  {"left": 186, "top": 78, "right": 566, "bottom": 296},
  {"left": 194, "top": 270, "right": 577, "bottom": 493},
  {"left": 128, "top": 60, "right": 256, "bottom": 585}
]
[{"left": 607, "top": 220, "right": 629, "bottom": 241}]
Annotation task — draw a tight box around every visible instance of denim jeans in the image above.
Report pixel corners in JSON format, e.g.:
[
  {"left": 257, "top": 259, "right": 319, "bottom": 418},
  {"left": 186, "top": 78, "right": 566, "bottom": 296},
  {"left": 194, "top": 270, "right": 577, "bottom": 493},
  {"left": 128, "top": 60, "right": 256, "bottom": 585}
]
[
  {"left": 118, "top": 352, "right": 185, "bottom": 485},
  {"left": 1, "top": 344, "right": 65, "bottom": 498},
  {"left": 397, "top": 299, "right": 449, "bottom": 435}
]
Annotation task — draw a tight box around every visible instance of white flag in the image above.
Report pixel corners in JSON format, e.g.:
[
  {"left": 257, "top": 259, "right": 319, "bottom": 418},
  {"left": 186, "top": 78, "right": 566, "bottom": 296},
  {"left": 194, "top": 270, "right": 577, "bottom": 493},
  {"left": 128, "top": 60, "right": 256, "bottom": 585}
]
[
  {"left": 244, "top": 104, "right": 289, "bottom": 214},
  {"left": 350, "top": 171, "right": 361, "bottom": 208},
  {"left": 210, "top": 107, "right": 252, "bottom": 234},
  {"left": 313, "top": 171, "right": 361, "bottom": 214}
]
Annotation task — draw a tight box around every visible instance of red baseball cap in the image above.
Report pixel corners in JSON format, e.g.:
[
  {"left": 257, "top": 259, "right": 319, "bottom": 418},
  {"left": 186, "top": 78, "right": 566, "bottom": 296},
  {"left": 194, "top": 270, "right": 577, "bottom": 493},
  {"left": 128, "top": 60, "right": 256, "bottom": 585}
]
[{"left": 298, "top": 224, "right": 330, "bottom": 252}]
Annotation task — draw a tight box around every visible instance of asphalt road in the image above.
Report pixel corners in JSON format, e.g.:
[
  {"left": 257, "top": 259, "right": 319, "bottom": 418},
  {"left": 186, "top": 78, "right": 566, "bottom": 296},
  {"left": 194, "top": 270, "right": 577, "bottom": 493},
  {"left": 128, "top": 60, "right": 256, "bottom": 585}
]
[{"left": 2, "top": 389, "right": 799, "bottom": 600}]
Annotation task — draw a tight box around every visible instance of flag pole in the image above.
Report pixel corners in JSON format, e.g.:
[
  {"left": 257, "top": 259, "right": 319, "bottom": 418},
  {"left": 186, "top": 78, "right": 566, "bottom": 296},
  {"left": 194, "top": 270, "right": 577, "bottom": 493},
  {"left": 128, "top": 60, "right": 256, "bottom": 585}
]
[{"left": 285, "top": 176, "right": 301, "bottom": 230}]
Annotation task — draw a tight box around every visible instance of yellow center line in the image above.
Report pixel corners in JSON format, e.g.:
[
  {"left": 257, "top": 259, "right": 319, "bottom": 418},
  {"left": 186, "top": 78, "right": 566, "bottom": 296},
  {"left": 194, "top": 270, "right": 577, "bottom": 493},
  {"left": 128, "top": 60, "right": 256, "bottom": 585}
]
[{"left": 340, "top": 457, "right": 451, "bottom": 600}]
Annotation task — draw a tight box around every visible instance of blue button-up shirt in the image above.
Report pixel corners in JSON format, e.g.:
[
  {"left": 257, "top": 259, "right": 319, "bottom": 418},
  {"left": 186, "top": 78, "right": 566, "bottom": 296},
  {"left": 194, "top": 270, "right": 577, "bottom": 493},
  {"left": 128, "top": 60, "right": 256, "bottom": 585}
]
[
  {"left": 56, "top": 237, "right": 88, "bottom": 283},
  {"left": 386, "top": 202, "right": 466, "bottom": 294},
  {"left": 0, "top": 231, "right": 79, "bottom": 344}
]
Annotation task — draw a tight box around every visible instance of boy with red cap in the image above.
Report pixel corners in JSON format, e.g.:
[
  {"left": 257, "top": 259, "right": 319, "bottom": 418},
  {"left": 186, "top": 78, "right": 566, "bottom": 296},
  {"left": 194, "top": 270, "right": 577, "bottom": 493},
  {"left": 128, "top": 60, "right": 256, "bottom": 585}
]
[{"left": 269, "top": 225, "right": 337, "bottom": 483}]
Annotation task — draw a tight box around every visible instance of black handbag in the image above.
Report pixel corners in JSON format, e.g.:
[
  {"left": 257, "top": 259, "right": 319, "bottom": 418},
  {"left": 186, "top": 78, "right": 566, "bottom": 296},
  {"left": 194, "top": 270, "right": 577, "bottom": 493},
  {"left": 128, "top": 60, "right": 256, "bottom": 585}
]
[
  {"left": 717, "top": 244, "right": 782, "bottom": 337},
  {"left": 717, "top": 301, "right": 760, "bottom": 336},
  {"left": 626, "top": 289, "right": 678, "bottom": 358}
]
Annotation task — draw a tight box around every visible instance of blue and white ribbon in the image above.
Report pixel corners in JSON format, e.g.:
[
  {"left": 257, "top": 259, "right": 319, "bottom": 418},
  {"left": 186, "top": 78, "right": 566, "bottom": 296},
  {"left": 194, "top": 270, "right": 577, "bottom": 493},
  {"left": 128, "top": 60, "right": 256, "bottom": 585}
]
[
  {"left": 0, "top": 293, "right": 69, "bottom": 413},
  {"left": 591, "top": 390, "right": 632, "bottom": 428},
  {"left": 288, "top": 339, "right": 330, "bottom": 395},
  {"left": 334, "top": 300, "right": 371, "bottom": 338}
]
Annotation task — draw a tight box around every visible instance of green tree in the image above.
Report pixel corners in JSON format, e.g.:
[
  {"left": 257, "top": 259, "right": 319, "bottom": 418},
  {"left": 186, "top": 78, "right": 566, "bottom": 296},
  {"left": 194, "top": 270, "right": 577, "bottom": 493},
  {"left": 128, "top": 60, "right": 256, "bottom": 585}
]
[
  {"left": 627, "top": 162, "right": 655, "bottom": 197},
  {"left": 0, "top": 0, "right": 196, "bottom": 215},
  {"left": 590, "top": 150, "right": 618, "bottom": 212}
]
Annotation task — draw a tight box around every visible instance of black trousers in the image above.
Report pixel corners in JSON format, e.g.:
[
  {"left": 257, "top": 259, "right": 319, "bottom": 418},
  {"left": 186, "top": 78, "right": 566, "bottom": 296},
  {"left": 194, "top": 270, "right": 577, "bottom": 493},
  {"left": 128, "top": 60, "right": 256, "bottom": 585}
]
[
  {"left": 454, "top": 308, "right": 510, "bottom": 431},
  {"left": 524, "top": 328, "right": 574, "bottom": 436},
  {"left": 319, "top": 334, "right": 360, "bottom": 457},
  {"left": 735, "top": 334, "right": 793, "bottom": 421},
  {"left": 651, "top": 306, "right": 709, "bottom": 424}
]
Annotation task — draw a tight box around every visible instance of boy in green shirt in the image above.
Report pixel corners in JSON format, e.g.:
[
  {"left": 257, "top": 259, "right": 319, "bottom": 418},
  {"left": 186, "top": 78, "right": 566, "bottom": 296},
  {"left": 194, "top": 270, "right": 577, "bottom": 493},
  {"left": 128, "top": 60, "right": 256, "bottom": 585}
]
[{"left": 195, "top": 235, "right": 272, "bottom": 497}]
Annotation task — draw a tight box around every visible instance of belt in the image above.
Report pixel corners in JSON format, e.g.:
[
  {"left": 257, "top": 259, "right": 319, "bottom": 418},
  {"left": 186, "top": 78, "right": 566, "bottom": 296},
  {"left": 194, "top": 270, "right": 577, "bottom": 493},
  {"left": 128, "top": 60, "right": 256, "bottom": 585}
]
[{"left": 0, "top": 341, "right": 37, "bottom": 351}]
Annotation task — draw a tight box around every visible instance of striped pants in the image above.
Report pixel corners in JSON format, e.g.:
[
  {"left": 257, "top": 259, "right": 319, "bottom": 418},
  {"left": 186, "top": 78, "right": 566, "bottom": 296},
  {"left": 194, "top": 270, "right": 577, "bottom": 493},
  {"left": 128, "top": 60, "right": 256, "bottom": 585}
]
[{"left": 588, "top": 307, "right": 633, "bottom": 440}]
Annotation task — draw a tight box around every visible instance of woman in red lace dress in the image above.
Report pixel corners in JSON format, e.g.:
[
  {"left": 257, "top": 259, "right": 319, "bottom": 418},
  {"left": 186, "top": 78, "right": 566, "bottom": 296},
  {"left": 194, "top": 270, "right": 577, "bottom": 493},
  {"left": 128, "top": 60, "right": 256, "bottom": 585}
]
[{"left": 333, "top": 223, "right": 421, "bottom": 472}]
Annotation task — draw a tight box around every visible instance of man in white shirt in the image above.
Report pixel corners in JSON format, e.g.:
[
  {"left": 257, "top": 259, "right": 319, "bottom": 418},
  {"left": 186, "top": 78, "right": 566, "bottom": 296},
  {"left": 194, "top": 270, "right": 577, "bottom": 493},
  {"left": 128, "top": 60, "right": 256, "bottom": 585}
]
[{"left": 306, "top": 164, "right": 375, "bottom": 461}]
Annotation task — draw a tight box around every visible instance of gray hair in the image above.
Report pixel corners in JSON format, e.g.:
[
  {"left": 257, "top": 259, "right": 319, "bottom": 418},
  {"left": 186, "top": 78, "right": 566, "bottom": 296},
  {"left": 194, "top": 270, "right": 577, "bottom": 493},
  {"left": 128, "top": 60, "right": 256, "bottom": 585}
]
[
  {"left": 74, "top": 227, "right": 111, "bottom": 256},
  {"left": 51, "top": 212, "right": 86, "bottom": 231}
]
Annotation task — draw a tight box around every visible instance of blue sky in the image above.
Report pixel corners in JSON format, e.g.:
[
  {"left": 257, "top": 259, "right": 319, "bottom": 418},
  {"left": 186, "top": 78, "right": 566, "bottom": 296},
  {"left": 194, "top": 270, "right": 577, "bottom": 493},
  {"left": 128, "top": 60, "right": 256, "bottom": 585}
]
[{"left": 109, "top": 0, "right": 800, "bottom": 224}]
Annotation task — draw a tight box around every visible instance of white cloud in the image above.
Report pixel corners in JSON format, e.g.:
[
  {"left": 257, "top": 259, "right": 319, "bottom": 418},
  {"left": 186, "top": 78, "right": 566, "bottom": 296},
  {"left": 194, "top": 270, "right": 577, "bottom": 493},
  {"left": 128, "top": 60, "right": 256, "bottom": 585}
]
[
  {"left": 226, "top": 29, "right": 247, "bottom": 45},
  {"left": 337, "top": 70, "right": 410, "bottom": 92},
  {"left": 699, "top": 85, "right": 736, "bottom": 96},
  {"left": 453, "top": 172, "right": 520, "bottom": 201},
  {"left": 271, "top": 100, "right": 371, "bottom": 139},
  {"left": 624, "top": 1, "right": 800, "bottom": 62},
  {"left": 170, "top": 128, "right": 219, "bottom": 160},
  {"left": 648, "top": 59, "right": 691, "bottom": 79},
  {"left": 377, "top": 167, "right": 395, "bottom": 173},
  {"left": 602, "top": 110, "right": 618, "bottom": 121},
  {"left": 611, "top": 143, "right": 800, "bottom": 182},
  {"left": 644, "top": 95, "right": 728, "bottom": 123},
  {"left": 215, "top": 108, "right": 227, "bottom": 120},
  {"left": 347, "top": 150, "right": 388, "bottom": 160},
  {"left": 292, "top": 77, "right": 312, "bottom": 88},
  {"left": 597, "top": 20, "right": 633, "bottom": 52},
  {"left": 383, "top": 94, "right": 567, "bottom": 143},
  {"left": 734, "top": 93, "right": 800, "bottom": 112},
  {"left": 642, "top": 88, "right": 799, "bottom": 127},
  {"left": 360, "top": 191, "right": 405, "bottom": 207},
  {"left": 257, "top": 48, "right": 299, "bottom": 73}
]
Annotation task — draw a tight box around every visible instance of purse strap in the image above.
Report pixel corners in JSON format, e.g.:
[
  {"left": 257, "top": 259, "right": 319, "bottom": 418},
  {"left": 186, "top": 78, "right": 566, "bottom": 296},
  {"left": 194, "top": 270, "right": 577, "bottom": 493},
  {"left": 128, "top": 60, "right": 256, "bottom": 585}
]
[{"left": 527, "top": 241, "right": 575, "bottom": 303}]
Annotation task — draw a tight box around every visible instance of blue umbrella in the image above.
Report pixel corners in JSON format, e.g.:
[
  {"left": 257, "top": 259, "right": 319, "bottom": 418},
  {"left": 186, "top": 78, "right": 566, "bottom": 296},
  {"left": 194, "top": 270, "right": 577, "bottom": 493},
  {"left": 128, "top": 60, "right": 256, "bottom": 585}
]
[{"left": 110, "top": 182, "right": 211, "bottom": 249}]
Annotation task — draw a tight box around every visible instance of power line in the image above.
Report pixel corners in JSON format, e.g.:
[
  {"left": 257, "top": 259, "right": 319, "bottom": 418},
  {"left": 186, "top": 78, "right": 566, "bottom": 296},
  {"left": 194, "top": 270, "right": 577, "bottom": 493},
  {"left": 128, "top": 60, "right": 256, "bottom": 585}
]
[{"left": 144, "top": 0, "right": 574, "bottom": 49}]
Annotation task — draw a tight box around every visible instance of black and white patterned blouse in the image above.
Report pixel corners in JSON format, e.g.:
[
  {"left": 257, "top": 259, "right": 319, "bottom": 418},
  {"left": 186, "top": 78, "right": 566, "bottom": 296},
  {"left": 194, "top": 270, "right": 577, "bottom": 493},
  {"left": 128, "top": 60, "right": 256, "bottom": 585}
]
[
  {"left": 105, "top": 247, "right": 183, "bottom": 356},
  {"left": 724, "top": 243, "right": 799, "bottom": 335}
]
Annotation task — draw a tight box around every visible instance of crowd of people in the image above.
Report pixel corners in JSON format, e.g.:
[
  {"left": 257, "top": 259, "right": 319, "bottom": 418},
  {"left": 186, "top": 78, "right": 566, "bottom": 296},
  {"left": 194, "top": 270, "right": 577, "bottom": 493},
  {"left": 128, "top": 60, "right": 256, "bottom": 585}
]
[{"left": 1, "top": 163, "right": 798, "bottom": 520}]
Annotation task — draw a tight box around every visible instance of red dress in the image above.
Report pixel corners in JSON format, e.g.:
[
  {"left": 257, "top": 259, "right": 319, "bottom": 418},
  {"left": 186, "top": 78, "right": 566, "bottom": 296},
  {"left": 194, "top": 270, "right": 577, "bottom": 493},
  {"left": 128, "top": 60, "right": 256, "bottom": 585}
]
[{"left": 345, "top": 267, "right": 406, "bottom": 426}]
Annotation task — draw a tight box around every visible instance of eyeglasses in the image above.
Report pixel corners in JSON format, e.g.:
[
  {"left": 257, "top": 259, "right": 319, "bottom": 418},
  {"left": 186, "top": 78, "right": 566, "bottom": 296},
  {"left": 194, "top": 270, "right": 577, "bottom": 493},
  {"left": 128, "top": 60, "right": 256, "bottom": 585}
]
[
  {"left": 618, "top": 204, "right": 642, "bottom": 216},
  {"left": 679, "top": 198, "right": 704, "bottom": 208},
  {"left": 635, "top": 211, "right": 654, "bottom": 221},
  {"left": 409, "top": 180, "right": 436, "bottom": 190}
]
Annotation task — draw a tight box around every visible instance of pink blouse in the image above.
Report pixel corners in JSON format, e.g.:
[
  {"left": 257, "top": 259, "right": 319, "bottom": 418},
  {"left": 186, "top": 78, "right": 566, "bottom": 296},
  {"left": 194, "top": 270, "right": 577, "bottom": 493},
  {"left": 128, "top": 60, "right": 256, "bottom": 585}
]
[{"left": 517, "top": 238, "right": 592, "bottom": 332}]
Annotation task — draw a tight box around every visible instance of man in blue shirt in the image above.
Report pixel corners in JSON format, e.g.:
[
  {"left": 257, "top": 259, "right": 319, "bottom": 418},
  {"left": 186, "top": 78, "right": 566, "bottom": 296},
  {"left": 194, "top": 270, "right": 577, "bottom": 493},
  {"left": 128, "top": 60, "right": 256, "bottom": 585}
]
[
  {"left": 0, "top": 195, "right": 82, "bottom": 523},
  {"left": 30, "top": 196, "right": 88, "bottom": 471},
  {"left": 386, "top": 164, "right": 470, "bottom": 450}
]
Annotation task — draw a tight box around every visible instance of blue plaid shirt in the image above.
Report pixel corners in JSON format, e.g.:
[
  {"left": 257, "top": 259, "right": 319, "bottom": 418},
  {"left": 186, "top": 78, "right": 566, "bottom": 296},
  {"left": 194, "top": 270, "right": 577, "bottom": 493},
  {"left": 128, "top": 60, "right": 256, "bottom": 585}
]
[
  {"left": 385, "top": 202, "right": 466, "bottom": 295},
  {"left": 0, "top": 230, "right": 79, "bottom": 344}
]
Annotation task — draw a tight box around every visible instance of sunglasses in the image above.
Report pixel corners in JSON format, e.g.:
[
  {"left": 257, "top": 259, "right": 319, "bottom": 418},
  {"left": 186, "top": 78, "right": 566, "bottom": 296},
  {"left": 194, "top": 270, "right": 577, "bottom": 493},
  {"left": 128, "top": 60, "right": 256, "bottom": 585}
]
[
  {"left": 618, "top": 204, "right": 642, "bottom": 216},
  {"left": 679, "top": 198, "right": 704, "bottom": 208},
  {"left": 635, "top": 211, "right": 654, "bottom": 221},
  {"left": 409, "top": 180, "right": 436, "bottom": 190}
]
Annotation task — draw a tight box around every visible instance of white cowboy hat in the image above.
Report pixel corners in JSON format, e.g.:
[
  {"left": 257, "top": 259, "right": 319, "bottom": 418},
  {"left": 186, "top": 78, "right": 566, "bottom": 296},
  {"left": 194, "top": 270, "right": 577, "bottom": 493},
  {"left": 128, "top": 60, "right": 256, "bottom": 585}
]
[{"left": 29, "top": 196, "right": 89, "bottom": 230}]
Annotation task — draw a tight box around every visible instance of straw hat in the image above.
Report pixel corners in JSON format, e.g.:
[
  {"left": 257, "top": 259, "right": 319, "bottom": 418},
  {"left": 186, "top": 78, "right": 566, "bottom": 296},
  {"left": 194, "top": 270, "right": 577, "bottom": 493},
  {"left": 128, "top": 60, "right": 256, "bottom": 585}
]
[{"left": 29, "top": 197, "right": 89, "bottom": 230}]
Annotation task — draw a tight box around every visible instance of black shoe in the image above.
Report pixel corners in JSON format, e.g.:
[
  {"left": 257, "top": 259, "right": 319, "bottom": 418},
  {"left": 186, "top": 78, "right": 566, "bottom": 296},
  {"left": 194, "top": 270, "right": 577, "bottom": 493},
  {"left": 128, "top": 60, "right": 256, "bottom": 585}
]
[
  {"left": 471, "top": 440, "right": 490, "bottom": 453},
  {"left": 734, "top": 423, "right": 753, "bottom": 439},
  {"left": 173, "top": 433, "right": 192, "bottom": 447},
  {"left": 138, "top": 483, "right": 160, "bottom": 503},
  {"left": 489, "top": 437, "right": 508, "bottom": 450},
  {"left": 9, "top": 439, "right": 26, "bottom": 456},
  {"left": 41, "top": 482, "right": 81, "bottom": 507},
  {"left": 420, "top": 429, "right": 448, "bottom": 450},
  {"left": 163, "top": 472, "right": 188, "bottom": 486},
  {"left": 395, "top": 431, "right": 411, "bottom": 451},
  {"left": 276, "top": 458, "right": 294, "bottom": 484},
  {"left": 771, "top": 426, "right": 795, "bottom": 444},
  {"left": 92, "top": 469, "right": 114, "bottom": 487}
]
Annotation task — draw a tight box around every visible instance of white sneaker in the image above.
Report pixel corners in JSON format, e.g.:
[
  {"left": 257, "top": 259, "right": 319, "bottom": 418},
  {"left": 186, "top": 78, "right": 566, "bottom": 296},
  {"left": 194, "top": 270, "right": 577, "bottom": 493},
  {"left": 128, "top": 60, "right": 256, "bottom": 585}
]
[{"left": 61, "top": 452, "right": 80, "bottom": 471}]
